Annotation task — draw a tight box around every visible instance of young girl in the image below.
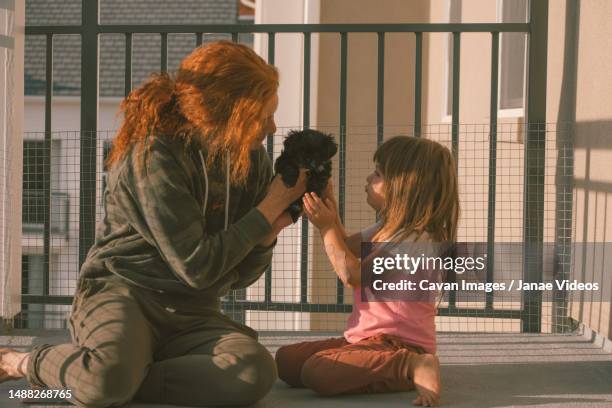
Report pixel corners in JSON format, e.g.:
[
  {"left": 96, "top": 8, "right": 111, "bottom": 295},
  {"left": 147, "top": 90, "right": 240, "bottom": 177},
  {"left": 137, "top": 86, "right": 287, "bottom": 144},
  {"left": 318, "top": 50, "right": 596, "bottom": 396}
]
[{"left": 275, "top": 136, "right": 459, "bottom": 407}]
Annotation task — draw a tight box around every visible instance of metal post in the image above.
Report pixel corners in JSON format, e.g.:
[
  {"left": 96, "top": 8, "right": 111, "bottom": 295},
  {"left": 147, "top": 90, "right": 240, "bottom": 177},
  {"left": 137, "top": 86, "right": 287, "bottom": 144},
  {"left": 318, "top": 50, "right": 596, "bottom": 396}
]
[
  {"left": 486, "top": 32, "right": 499, "bottom": 311},
  {"left": 124, "top": 33, "right": 132, "bottom": 97},
  {"left": 79, "top": 0, "right": 99, "bottom": 268},
  {"left": 264, "top": 32, "right": 276, "bottom": 305},
  {"left": 448, "top": 32, "right": 461, "bottom": 310},
  {"left": 337, "top": 32, "right": 348, "bottom": 305},
  {"left": 43, "top": 34, "right": 53, "bottom": 296},
  {"left": 300, "top": 32, "right": 311, "bottom": 304},
  {"left": 414, "top": 32, "right": 422, "bottom": 137},
  {"left": 376, "top": 32, "right": 384, "bottom": 146},
  {"left": 522, "top": 0, "right": 548, "bottom": 333}
]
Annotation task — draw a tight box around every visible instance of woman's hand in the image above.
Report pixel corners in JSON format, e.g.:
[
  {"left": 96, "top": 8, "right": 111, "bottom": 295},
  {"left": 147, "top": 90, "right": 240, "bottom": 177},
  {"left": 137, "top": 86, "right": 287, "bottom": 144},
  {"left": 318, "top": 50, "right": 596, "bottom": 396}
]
[
  {"left": 303, "top": 192, "right": 337, "bottom": 232},
  {"left": 257, "top": 169, "right": 307, "bottom": 225},
  {"left": 268, "top": 170, "right": 308, "bottom": 206}
]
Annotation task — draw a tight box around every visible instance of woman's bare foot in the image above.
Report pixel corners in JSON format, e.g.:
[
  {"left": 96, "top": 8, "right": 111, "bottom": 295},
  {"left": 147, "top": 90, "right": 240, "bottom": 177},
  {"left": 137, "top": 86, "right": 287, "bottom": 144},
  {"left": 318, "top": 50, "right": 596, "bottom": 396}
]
[
  {"left": 0, "top": 348, "right": 30, "bottom": 383},
  {"left": 410, "top": 353, "right": 441, "bottom": 407}
]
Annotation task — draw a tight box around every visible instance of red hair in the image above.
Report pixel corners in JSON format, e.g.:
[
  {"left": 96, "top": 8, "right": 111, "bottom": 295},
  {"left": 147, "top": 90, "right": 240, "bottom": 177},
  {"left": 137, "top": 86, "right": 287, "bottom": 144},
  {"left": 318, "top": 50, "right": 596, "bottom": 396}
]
[{"left": 107, "top": 41, "right": 279, "bottom": 185}]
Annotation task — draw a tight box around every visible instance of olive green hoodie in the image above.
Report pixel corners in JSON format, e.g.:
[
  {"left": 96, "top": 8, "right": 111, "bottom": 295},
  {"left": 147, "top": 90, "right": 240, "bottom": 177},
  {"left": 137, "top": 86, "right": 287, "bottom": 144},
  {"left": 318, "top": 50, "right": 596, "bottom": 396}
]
[{"left": 79, "top": 133, "right": 274, "bottom": 311}]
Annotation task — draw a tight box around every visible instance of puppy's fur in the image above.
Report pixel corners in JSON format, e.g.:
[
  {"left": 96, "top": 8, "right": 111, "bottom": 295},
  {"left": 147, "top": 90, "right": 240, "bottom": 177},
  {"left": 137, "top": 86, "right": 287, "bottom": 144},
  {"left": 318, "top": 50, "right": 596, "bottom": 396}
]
[{"left": 274, "top": 129, "right": 338, "bottom": 222}]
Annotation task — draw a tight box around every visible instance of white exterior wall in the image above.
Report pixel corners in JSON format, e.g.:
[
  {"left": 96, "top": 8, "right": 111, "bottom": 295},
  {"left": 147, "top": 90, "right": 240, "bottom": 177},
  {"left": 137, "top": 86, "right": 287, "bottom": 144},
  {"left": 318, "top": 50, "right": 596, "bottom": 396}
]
[{"left": 0, "top": 0, "right": 24, "bottom": 323}]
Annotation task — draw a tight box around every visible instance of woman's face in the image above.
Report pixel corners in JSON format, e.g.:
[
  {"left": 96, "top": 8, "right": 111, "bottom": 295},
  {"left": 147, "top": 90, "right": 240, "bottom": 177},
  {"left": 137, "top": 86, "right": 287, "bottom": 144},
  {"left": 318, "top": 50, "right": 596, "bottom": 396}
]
[
  {"left": 365, "top": 165, "right": 385, "bottom": 211},
  {"left": 250, "top": 93, "right": 279, "bottom": 150}
]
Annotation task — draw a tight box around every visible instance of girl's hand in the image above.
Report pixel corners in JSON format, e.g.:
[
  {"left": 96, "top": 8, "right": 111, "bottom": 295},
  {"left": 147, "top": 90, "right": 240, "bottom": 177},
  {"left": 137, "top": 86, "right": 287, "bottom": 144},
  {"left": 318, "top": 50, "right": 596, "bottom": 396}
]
[
  {"left": 320, "top": 180, "right": 346, "bottom": 235},
  {"left": 303, "top": 192, "right": 337, "bottom": 232}
]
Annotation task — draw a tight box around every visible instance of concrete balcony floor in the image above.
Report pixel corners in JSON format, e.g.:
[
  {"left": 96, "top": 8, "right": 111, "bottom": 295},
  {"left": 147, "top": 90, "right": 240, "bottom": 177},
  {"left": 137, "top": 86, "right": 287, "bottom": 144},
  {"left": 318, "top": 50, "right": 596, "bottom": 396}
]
[{"left": 1, "top": 330, "right": 611, "bottom": 408}]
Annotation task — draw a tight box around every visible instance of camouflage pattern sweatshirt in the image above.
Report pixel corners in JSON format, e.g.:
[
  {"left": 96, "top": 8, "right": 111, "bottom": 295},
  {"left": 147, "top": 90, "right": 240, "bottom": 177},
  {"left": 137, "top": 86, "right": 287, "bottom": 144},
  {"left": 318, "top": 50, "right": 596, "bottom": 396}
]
[{"left": 79, "top": 133, "right": 274, "bottom": 310}]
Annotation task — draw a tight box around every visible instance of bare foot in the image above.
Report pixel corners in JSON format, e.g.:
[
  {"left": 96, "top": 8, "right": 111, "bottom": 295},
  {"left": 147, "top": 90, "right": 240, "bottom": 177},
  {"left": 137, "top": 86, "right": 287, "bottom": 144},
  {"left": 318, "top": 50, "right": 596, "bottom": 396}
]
[
  {"left": 410, "top": 353, "right": 441, "bottom": 407},
  {"left": 0, "top": 348, "right": 30, "bottom": 383}
]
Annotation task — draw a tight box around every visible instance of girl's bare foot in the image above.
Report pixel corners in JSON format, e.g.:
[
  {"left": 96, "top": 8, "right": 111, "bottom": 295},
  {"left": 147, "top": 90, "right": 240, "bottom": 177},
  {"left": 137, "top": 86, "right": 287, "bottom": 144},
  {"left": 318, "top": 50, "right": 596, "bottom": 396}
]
[
  {"left": 0, "top": 348, "right": 30, "bottom": 383},
  {"left": 410, "top": 353, "right": 441, "bottom": 407}
]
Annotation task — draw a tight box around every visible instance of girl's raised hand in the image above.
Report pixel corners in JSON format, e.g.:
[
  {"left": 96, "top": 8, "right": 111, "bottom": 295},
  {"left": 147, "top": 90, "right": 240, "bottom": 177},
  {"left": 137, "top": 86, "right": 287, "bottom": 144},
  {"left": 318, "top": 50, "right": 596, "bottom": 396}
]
[{"left": 303, "top": 192, "right": 337, "bottom": 232}]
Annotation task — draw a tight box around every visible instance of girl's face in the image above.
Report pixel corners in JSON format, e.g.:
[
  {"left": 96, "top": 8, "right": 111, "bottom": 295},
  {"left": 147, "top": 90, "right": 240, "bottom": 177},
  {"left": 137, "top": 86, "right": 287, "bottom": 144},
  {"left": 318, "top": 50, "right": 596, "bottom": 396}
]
[
  {"left": 250, "top": 93, "right": 279, "bottom": 150},
  {"left": 365, "top": 165, "right": 385, "bottom": 211}
]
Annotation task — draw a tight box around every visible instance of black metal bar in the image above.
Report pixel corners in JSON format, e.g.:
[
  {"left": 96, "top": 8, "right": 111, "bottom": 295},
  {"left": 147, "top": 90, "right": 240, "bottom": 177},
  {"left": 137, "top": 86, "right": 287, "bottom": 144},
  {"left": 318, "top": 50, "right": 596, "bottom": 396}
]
[
  {"left": 337, "top": 32, "right": 348, "bottom": 305},
  {"left": 124, "top": 33, "right": 132, "bottom": 97},
  {"left": 264, "top": 32, "right": 275, "bottom": 304},
  {"left": 377, "top": 32, "right": 384, "bottom": 145},
  {"left": 303, "top": 33, "right": 311, "bottom": 127},
  {"left": 486, "top": 32, "right": 499, "bottom": 311},
  {"left": 19, "top": 293, "right": 523, "bottom": 319},
  {"left": 451, "top": 32, "right": 460, "bottom": 159},
  {"left": 300, "top": 32, "right": 311, "bottom": 304},
  {"left": 79, "top": 0, "right": 99, "bottom": 268},
  {"left": 22, "top": 295, "right": 74, "bottom": 305},
  {"left": 195, "top": 32, "right": 203, "bottom": 46},
  {"left": 43, "top": 34, "right": 52, "bottom": 297},
  {"left": 522, "top": 0, "right": 548, "bottom": 333},
  {"left": 160, "top": 32, "right": 168, "bottom": 72},
  {"left": 447, "top": 32, "right": 461, "bottom": 310},
  {"left": 27, "top": 23, "right": 531, "bottom": 35},
  {"left": 552, "top": 0, "right": 579, "bottom": 333},
  {"left": 224, "top": 302, "right": 353, "bottom": 314},
  {"left": 227, "top": 23, "right": 239, "bottom": 314},
  {"left": 414, "top": 32, "right": 422, "bottom": 137}
]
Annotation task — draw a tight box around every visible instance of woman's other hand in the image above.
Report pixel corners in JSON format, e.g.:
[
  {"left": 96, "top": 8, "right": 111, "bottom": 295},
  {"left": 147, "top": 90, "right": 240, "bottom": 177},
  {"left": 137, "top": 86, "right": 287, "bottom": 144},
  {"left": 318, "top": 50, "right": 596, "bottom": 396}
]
[{"left": 257, "top": 169, "right": 307, "bottom": 225}]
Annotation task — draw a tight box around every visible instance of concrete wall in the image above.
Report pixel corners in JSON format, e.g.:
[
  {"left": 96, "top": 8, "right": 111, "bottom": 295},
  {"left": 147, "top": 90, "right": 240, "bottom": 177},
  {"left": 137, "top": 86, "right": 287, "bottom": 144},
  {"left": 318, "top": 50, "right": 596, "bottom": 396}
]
[
  {"left": 567, "top": 0, "right": 612, "bottom": 340},
  {"left": 422, "top": 0, "right": 612, "bottom": 338},
  {"left": 0, "top": 0, "right": 24, "bottom": 323}
]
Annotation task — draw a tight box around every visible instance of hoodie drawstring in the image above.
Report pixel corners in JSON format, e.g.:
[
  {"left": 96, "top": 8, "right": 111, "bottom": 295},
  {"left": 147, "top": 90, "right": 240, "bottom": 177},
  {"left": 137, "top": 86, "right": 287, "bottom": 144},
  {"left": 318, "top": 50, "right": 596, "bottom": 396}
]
[
  {"left": 225, "top": 151, "right": 230, "bottom": 231},
  {"left": 199, "top": 150, "right": 230, "bottom": 232}
]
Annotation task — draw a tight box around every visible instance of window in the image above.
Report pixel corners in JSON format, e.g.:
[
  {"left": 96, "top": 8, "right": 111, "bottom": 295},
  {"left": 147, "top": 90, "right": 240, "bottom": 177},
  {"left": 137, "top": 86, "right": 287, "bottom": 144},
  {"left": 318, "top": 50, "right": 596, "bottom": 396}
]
[
  {"left": 499, "top": 0, "right": 528, "bottom": 110},
  {"left": 22, "top": 139, "right": 68, "bottom": 234}
]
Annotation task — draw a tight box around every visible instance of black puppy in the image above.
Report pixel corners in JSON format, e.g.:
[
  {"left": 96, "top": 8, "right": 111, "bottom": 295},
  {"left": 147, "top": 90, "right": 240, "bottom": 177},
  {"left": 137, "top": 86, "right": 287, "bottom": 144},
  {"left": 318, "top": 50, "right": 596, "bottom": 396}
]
[{"left": 274, "top": 129, "right": 338, "bottom": 222}]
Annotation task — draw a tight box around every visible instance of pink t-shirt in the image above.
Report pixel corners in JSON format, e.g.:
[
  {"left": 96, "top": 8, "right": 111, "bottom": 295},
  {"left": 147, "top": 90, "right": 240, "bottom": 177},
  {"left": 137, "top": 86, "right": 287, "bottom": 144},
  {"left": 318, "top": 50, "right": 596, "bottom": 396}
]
[{"left": 343, "top": 222, "right": 438, "bottom": 354}]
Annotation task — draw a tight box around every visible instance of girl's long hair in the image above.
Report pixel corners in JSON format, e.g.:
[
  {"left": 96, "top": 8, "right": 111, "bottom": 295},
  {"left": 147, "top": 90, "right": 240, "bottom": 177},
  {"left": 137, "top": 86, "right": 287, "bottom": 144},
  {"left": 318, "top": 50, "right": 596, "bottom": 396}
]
[
  {"left": 106, "top": 41, "right": 279, "bottom": 186},
  {"left": 371, "top": 136, "right": 460, "bottom": 244}
]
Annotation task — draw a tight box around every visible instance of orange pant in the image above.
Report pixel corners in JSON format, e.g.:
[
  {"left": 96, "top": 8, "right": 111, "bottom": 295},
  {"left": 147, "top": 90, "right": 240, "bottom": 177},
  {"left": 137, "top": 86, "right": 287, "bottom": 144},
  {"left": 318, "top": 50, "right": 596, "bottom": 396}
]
[{"left": 275, "top": 333, "right": 425, "bottom": 395}]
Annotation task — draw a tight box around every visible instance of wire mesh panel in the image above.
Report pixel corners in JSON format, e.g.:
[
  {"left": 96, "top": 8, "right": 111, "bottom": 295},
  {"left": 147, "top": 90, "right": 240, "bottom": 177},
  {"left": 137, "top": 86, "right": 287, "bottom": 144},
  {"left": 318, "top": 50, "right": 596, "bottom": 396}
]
[
  {"left": 17, "top": 0, "right": 576, "bottom": 334},
  {"left": 16, "top": 122, "right": 577, "bottom": 336}
]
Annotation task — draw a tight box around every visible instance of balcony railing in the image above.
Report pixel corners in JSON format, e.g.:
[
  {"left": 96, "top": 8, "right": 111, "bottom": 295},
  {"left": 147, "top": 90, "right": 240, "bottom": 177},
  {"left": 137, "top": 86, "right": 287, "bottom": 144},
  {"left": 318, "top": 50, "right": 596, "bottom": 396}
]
[{"left": 19, "top": 0, "right": 562, "bottom": 334}]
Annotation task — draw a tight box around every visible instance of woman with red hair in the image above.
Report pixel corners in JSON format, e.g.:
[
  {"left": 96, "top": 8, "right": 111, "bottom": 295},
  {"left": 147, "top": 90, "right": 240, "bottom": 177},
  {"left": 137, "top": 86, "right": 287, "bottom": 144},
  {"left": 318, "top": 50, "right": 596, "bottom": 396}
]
[{"left": 0, "top": 41, "right": 305, "bottom": 407}]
